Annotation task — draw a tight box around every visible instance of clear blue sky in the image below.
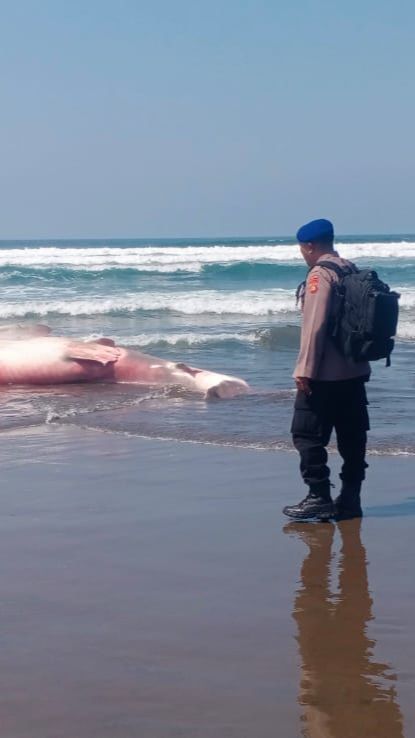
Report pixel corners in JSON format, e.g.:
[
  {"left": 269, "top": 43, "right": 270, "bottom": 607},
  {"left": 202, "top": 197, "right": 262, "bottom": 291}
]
[{"left": 1, "top": 0, "right": 414, "bottom": 238}]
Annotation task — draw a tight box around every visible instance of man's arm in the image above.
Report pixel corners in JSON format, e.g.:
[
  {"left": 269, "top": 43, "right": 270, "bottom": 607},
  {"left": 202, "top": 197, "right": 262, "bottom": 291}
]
[{"left": 294, "top": 267, "right": 332, "bottom": 381}]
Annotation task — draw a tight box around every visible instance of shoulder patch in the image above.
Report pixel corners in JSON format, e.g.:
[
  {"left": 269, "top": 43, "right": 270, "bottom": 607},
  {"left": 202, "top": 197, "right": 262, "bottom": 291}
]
[{"left": 308, "top": 273, "right": 319, "bottom": 294}]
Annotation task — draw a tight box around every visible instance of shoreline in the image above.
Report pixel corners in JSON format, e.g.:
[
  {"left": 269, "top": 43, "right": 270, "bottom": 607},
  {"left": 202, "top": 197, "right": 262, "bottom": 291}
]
[{"left": 2, "top": 420, "right": 415, "bottom": 458}]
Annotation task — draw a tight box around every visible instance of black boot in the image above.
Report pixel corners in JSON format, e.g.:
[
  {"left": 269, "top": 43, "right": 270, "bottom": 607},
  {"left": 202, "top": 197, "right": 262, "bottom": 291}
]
[
  {"left": 283, "top": 483, "right": 335, "bottom": 522},
  {"left": 334, "top": 481, "right": 362, "bottom": 521}
]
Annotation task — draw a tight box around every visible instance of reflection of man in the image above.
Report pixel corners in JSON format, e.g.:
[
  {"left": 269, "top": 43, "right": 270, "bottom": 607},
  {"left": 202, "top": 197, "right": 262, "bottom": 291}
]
[{"left": 285, "top": 521, "right": 404, "bottom": 738}]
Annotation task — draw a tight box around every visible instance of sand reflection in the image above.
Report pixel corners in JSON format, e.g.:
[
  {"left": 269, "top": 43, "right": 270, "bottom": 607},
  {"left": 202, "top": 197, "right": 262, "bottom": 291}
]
[{"left": 285, "top": 520, "right": 404, "bottom": 738}]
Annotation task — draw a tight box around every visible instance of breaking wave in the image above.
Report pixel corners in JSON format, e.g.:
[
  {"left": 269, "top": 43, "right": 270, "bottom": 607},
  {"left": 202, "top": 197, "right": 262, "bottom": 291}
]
[
  {"left": 0, "top": 286, "right": 414, "bottom": 322},
  {"left": 81, "top": 325, "right": 301, "bottom": 350},
  {"left": 0, "top": 289, "right": 298, "bottom": 318},
  {"left": 0, "top": 241, "right": 415, "bottom": 273}
]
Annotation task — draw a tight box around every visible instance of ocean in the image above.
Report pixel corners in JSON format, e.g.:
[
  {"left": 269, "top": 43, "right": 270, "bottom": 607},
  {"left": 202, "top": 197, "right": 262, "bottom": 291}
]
[{"left": 1, "top": 236, "right": 414, "bottom": 455}]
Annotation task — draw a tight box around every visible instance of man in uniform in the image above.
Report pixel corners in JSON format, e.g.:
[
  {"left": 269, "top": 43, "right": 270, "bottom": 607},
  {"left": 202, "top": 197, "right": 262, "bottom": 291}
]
[{"left": 283, "top": 219, "right": 370, "bottom": 521}]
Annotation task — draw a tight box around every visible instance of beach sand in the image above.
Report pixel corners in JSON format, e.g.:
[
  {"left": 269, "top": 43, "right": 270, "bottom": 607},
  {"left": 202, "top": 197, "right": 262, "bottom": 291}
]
[{"left": 0, "top": 426, "right": 414, "bottom": 737}]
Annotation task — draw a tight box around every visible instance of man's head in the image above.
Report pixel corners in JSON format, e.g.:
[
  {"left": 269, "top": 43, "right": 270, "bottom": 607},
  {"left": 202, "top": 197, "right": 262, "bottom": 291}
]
[{"left": 296, "top": 218, "right": 335, "bottom": 267}]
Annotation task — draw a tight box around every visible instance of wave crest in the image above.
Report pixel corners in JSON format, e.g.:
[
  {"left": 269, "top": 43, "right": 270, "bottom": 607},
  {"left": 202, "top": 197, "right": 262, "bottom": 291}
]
[
  {"left": 1, "top": 242, "right": 415, "bottom": 273},
  {"left": 0, "top": 289, "right": 298, "bottom": 318}
]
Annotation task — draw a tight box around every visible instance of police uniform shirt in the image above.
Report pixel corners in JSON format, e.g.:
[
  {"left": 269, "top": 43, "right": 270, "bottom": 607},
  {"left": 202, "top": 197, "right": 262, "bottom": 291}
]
[{"left": 294, "top": 252, "right": 371, "bottom": 381}]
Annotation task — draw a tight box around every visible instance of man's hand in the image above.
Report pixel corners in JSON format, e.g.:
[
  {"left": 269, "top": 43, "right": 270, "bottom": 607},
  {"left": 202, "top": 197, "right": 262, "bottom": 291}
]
[{"left": 295, "top": 376, "right": 312, "bottom": 395}]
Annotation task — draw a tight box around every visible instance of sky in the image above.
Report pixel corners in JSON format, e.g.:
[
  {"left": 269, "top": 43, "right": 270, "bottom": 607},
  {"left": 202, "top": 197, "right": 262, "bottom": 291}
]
[{"left": 0, "top": 0, "right": 414, "bottom": 238}]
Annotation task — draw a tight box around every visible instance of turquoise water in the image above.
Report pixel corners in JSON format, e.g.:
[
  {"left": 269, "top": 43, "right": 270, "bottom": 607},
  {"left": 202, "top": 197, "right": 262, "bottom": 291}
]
[{"left": 0, "top": 236, "right": 414, "bottom": 454}]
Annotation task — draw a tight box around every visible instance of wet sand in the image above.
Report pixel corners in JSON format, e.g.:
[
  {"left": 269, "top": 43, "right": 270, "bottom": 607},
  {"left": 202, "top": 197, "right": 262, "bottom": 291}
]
[{"left": 0, "top": 426, "right": 414, "bottom": 737}]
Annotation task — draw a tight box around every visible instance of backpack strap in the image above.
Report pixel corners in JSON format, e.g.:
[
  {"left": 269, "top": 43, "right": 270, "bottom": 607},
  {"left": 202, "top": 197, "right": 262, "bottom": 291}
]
[
  {"left": 315, "top": 262, "right": 356, "bottom": 345},
  {"left": 295, "top": 261, "right": 357, "bottom": 307},
  {"left": 295, "top": 280, "right": 305, "bottom": 306},
  {"left": 295, "top": 272, "right": 310, "bottom": 306},
  {"left": 317, "top": 260, "right": 358, "bottom": 278}
]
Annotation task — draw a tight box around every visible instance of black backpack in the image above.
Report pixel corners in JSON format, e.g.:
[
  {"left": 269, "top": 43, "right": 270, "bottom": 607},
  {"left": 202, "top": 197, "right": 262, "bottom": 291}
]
[{"left": 315, "top": 261, "right": 400, "bottom": 366}]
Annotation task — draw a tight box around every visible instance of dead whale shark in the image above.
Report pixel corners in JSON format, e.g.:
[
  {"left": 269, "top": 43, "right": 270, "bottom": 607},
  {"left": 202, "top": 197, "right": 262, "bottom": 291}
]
[{"left": 0, "top": 325, "right": 249, "bottom": 399}]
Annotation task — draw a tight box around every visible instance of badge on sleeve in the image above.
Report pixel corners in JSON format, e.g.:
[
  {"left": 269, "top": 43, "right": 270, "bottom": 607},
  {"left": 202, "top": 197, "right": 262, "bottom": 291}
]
[{"left": 308, "top": 273, "right": 319, "bottom": 294}]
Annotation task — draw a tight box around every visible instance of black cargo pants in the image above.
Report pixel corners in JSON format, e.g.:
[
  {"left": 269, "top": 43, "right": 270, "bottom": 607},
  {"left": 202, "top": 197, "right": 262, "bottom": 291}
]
[{"left": 291, "top": 377, "right": 370, "bottom": 490}]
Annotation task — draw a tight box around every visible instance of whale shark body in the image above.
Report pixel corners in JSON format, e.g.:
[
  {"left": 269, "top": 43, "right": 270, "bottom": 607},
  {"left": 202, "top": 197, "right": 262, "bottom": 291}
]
[{"left": 0, "top": 325, "right": 249, "bottom": 399}]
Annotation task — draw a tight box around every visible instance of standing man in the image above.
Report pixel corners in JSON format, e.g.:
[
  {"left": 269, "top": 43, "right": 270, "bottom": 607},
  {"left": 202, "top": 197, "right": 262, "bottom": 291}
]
[{"left": 283, "top": 219, "right": 370, "bottom": 522}]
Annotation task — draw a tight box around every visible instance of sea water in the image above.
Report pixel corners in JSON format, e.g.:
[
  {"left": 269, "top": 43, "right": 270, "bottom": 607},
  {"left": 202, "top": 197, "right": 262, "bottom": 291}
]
[{"left": 0, "top": 236, "right": 414, "bottom": 454}]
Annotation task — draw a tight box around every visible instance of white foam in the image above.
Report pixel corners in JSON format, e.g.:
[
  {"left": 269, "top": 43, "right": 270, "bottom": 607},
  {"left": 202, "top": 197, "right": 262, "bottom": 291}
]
[
  {"left": 0, "top": 242, "right": 414, "bottom": 271},
  {"left": 0, "top": 289, "right": 298, "bottom": 318},
  {"left": 1, "top": 277, "right": 414, "bottom": 350},
  {"left": 1, "top": 284, "right": 415, "bottom": 320},
  {"left": 395, "top": 287, "right": 415, "bottom": 309},
  {"left": 82, "top": 332, "right": 260, "bottom": 347},
  {"left": 397, "top": 322, "right": 415, "bottom": 340}
]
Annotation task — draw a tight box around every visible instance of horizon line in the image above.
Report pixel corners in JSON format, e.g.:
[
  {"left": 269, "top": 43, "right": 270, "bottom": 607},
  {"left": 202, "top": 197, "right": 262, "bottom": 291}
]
[{"left": 0, "top": 232, "right": 414, "bottom": 243}]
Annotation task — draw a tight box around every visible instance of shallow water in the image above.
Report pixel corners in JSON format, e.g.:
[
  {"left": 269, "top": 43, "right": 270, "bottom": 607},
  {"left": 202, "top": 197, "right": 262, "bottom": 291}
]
[{"left": 0, "top": 236, "right": 414, "bottom": 454}]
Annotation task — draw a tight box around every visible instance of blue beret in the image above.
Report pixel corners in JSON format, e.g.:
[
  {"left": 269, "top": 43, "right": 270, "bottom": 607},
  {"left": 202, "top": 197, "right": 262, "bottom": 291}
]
[{"left": 296, "top": 218, "right": 334, "bottom": 243}]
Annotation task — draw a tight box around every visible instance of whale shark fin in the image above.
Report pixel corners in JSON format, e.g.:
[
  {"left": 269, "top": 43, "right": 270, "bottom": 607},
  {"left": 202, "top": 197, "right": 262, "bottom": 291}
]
[
  {"left": 175, "top": 363, "right": 202, "bottom": 377},
  {"left": 65, "top": 341, "right": 122, "bottom": 366}
]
